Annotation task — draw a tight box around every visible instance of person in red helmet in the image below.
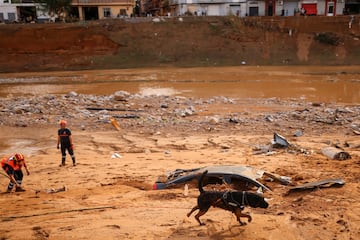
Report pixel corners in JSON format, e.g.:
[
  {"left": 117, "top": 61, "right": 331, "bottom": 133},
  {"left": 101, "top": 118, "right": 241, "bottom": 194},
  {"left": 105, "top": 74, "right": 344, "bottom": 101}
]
[
  {"left": 57, "top": 119, "right": 76, "bottom": 166},
  {"left": 1, "top": 153, "right": 30, "bottom": 193}
]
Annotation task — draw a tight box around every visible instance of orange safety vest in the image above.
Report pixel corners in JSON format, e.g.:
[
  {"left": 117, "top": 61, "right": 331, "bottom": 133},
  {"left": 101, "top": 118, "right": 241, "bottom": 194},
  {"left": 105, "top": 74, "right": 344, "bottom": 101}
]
[{"left": 1, "top": 155, "right": 21, "bottom": 170}]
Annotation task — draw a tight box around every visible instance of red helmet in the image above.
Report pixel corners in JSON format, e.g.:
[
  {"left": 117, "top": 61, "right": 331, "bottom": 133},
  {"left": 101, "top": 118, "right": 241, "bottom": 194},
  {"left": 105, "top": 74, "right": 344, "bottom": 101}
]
[
  {"left": 14, "top": 153, "right": 24, "bottom": 162},
  {"left": 59, "top": 119, "right": 67, "bottom": 125}
]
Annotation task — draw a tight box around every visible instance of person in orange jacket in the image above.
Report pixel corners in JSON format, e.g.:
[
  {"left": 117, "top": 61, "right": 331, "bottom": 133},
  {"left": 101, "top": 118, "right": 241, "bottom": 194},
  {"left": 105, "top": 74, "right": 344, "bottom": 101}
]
[
  {"left": 1, "top": 153, "right": 30, "bottom": 193},
  {"left": 57, "top": 119, "right": 76, "bottom": 166}
]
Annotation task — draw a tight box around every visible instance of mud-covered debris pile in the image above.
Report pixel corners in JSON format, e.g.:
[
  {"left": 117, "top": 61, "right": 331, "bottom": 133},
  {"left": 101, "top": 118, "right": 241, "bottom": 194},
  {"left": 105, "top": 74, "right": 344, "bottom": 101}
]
[{"left": 0, "top": 92, "right": 359, "bottom": 136}]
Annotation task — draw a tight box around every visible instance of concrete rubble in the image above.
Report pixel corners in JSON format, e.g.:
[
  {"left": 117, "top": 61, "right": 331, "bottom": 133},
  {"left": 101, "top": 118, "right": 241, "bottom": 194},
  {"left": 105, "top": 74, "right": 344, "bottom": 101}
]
[{"left": 0, "top": 92, "right": 359, "bottom": 140}]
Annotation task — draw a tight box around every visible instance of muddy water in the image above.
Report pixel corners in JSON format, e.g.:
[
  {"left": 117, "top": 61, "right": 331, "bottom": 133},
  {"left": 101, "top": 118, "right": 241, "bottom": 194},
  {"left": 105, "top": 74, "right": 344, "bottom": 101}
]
[{"left": 0, "top": 66, "right": 359, "bottom": 103}]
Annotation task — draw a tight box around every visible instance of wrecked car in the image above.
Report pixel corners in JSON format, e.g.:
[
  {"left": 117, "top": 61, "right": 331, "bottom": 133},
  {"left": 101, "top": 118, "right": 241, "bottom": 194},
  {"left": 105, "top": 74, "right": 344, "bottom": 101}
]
[{"left": 153, "top": 165, "right": 291, "bottom": 191}]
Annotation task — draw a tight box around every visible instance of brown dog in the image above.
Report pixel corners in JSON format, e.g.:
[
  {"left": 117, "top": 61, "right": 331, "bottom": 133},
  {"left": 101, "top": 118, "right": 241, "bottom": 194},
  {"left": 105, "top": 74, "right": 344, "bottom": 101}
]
[{"left": 187, "top": 170, "right": 269, "bottom": 225}]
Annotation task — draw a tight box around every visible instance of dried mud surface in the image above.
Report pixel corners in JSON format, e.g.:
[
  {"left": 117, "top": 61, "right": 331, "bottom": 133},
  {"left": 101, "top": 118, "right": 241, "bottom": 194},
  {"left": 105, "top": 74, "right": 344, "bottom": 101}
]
[
  {"left": 0, "top": 67, "right": 360, "bottom": 240},
  {"left": 0, "top": 16, "right": 360, "bottom": 240}
]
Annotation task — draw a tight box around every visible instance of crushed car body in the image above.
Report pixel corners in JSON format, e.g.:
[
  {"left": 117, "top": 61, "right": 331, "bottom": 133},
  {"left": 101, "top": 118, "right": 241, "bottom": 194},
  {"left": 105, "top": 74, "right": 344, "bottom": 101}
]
[{"left": 153, "top": 165, "right": 291, "bottom": 191}]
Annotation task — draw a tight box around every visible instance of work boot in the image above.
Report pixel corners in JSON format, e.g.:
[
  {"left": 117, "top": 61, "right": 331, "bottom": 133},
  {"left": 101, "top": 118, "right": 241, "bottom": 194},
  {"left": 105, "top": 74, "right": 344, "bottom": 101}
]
[
  {"left": 73, "top": 161, "right": 76, "bottom": 166},
  {"left": 59, "top": 161, "right": 65, "bottom": 167},
  {"left": 6, "top": 188, "right": 12, "bottom": 193},
  {"left": 15, "top": 187, "right": 25, "bottom": 192}
]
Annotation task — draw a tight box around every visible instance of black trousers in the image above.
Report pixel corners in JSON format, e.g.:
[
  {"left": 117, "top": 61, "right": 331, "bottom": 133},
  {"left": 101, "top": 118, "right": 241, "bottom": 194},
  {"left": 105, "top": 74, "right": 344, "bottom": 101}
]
[
  {"left": 61, "top": 144, "right": 76, "bottom": 164},
  {"left": 7, "top": 170, "right": 23, "bottom": 190},
  {"left": 61, "top": 144, "right": 74, "bottom": 157}
]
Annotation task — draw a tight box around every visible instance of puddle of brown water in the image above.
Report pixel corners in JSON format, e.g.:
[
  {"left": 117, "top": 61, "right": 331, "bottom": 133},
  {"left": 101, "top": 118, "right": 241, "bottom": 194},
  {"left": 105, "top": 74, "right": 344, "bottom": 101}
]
[{"left": 0, "top": 66, "right": 359, "bottom": 103}]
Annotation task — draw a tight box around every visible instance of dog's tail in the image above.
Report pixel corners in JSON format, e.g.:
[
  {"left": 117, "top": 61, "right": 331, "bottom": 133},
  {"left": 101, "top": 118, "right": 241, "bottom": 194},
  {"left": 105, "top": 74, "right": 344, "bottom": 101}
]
[{"left": 198, "top": 170, "right": 208, "bottom": 193}]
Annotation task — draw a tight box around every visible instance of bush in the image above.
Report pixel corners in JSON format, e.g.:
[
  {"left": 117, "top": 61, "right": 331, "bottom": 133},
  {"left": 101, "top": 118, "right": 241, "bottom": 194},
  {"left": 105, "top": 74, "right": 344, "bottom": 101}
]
[{"left": 314, "top": 32, "right": 340, "bottom": 46}]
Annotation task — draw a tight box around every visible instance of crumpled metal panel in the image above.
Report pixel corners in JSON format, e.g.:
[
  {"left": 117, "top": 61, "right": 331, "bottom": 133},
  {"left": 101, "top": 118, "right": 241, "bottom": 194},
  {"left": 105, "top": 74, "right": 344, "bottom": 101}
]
[{"left": 153, "top": 165, "right": 271, "bottom": 191}]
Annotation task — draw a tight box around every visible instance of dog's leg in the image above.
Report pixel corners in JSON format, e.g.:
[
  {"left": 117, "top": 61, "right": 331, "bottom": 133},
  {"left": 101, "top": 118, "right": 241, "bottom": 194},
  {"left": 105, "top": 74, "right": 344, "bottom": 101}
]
[
  {"left": 187, "top": 205, "right": 199, "bottom": 217},
  {"left": 234, "top": 208, "right": 252, "bottom": 226},
  {"left": 240, "top": 212, "right": 252, "bottom": 223},
  {"left": 195, "top": 209, "right": 208, "bottom": 225}
]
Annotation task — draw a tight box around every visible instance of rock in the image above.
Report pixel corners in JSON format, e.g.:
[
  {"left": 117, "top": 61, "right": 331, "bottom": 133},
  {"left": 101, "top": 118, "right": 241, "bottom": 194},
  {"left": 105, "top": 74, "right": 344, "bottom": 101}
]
[
  {"left": 294, "top": 130, "right": 303, "bottom": 137},
  {"left": 183, "top": 108, "right": 193, "bottom": 116},
  {"left": 113, "top": 90, "right": 130, "bottom": 101},
  {"left": 209, "top": 116, "right": 219, "bottom": 124},
  {"left": 67, "top": 91, "right": 78, "bottom": 97}
]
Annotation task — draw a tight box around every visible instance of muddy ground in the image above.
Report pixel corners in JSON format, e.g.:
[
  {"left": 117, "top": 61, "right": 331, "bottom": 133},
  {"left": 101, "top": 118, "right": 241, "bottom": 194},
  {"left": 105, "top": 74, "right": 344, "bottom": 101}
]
[
  {"left": 0, "top": 66, "right": 360, "bottom": 240},
  {"left": 0, "top": 16, "right": 360, "bottom": 240}
]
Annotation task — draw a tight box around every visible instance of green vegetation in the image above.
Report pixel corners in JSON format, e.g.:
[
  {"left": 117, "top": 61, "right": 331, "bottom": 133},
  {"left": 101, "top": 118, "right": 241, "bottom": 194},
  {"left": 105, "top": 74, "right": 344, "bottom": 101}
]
[
  {"left": 314, "top": 32, "right": 340, "bottom": 46},
  {"left": 34, "top": 0, "right": 72, "bottom": 15}
]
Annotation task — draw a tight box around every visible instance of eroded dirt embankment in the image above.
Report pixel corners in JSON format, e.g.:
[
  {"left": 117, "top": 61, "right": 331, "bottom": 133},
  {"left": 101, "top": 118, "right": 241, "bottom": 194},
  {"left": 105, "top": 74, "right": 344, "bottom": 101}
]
[{"left": 0, "top": 16, "right": 360, "bottom": 73}]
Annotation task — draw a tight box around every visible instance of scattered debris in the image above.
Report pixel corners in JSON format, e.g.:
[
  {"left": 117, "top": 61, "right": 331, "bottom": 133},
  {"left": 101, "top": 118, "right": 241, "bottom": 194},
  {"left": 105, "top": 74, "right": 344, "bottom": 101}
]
[
  {"left": 175, "top": 106, "right": 196, "bottom": 117},
  {"left": 265, "top": 115, "right": 274, "bottom": 122},
  {"left": 86, "top": 107, "right": 141, "bottom": 112},
  {"left": 294, "top": 130, "right": 303, "bottom": 137},
  {"left": 263, "top": 172, "right": 292, "bottom": 185},
  {"left": 271, "top": 133, "right": 290, "bottom": 148},
  {"left": 153, "top": 165, "right": 292, "bottom": 191},
  {"left": 0, "top": 90, "right": 359, "bottom": 138},
  {"left": 110, "top": 117, "right": 121, "bottom": 131},
  {"left": 353, "top": 129, "right": 360, "bottom": 135},
  {"left": 183, "top": 184, "right": 189, "bottom": 196},
  {"left": 288, "top": 178, "right": 345, "bottom": 193},
  {"left": 252, "top": 144, "right": 274, "bottom": 155},
  {"left": 321, "top": 146, "right": 351, "bottom": 160},
  {"left": 253, "top": 132, "right": 310, "bottom": 155},
  {"left": 111, "top": 153, "right": 122, "bottom": 158},
  {"left": 229, "top": 117, "right": 239, "bottom": 123},
  {"left": 112, "top": 114, "right": 140, "bottom": 119},
  {"left": 350, "top": 123, "right": 360, "bottom": 135},
  {"left": 208, "top": 116, "right": 220, "bottom": 124},
  {"left": 113, "top": 90, "right": 130, "bottom": 101},
  {"left": 44, "top": 186, "right": 67, "bottom": 194}
]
